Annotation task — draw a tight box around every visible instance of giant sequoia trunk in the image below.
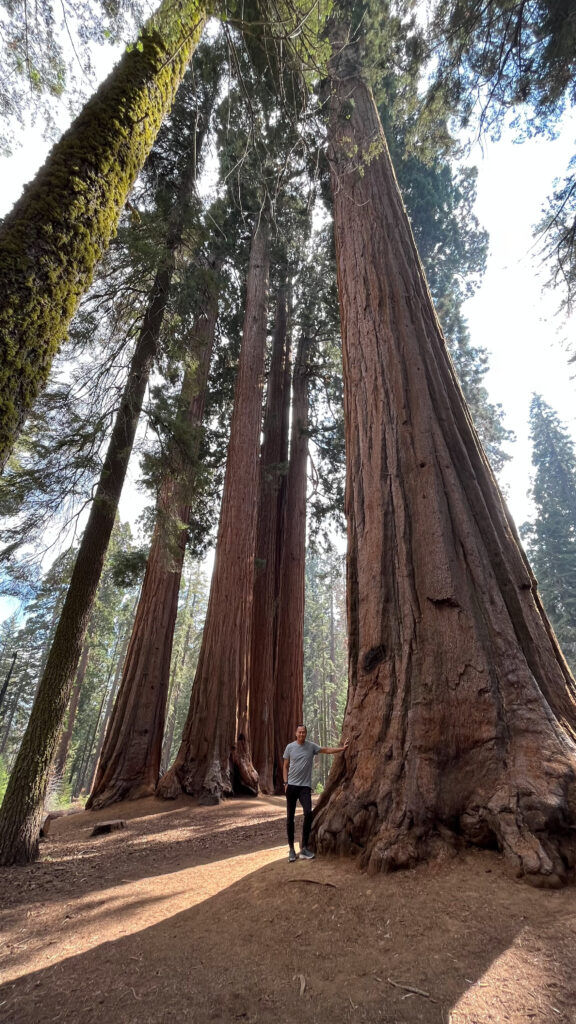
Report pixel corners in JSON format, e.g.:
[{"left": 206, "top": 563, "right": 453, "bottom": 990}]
[
  {"left": 311, "top": 61, "right": 576, "bottom": 886},
  {"left": 88, "top": 299, "right": 217, "bottom": 808},
  {"left": 158, "top": 219, "right": 269, "bottom": 802},
  {"left": 250, "top": 281, "right": 291, "bottom": 793},
  {"left": 273, "top": 331, "right": 310, "bottom": 790},
  {"left": 0, "top": 0, "right": 210, "bottom": 471},
  {"left": 0, "top": 171, "right": 190, "bottom": 866}
]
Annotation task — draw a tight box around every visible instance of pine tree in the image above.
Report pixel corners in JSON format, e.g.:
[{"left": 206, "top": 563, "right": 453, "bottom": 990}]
[{"left": 521, "top": 396, "right": 576, "bottom": 673}]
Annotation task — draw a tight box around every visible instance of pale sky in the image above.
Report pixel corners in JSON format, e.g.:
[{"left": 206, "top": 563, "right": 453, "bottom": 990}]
[
  {"left": 0, "top": 54, "right": 575, "bottom": 621},
  {"left": 463, "top": 112, "right": 576, "bottom": 529}
]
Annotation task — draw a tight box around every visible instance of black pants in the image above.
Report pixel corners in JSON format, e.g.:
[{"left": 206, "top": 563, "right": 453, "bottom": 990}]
[{"left": 286, "top": 785, "right": 313, "bottom": 848}]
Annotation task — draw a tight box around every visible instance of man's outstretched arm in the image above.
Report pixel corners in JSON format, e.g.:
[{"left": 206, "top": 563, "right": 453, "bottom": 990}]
[
  {"left": 283, "top": 758, "right": 290, "bottom": 788},
  {"left": 319, "top": 741, "right": 348, "bottom": 755}
]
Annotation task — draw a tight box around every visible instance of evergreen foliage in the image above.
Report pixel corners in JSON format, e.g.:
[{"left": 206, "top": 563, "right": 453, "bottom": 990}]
[
  {"left": 428, "top": 0, "right": 576, "bottom": 312},
  {"left": 521, "top": 395, "right": 576, "bottom": 673}
]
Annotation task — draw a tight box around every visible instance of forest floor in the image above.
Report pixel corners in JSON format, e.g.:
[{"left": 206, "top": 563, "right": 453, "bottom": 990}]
[{"left": 1, "top": 796, "right": 576, "bottom": 1024}]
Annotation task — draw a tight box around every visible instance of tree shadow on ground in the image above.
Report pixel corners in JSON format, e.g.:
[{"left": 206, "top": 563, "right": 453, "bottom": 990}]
[
  {"left": 0, "top": 795, "right": 290, "bottom": 912},
  {"left": 1, "top": 836, "right": 575, "bottom": 1024}
]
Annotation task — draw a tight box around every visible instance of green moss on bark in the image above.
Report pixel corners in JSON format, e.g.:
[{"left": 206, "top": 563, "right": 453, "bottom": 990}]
[{"left": 0, "top": 0, "right": 210, "bottom": 469}]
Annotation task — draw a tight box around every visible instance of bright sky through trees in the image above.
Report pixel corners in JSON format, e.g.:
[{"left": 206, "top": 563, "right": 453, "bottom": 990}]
[
  {"left": 0, "top": 51, "right": 574, "bottom": 595},
  {"left": 464, "top": 109, "right": 576, "bottom": 526}
]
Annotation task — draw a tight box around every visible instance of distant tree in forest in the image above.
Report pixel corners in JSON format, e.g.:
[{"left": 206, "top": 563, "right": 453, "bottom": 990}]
[
  {"left": 0, "top": 524, "right": 140, "bottom": 790},
  {"left": 521, "top": 396, "right": 576, "bottom": 674},
  {"left": 161, "top": 556, "right": 210, "bottom": 770},
  {"left": 303, "top": 549, "right": 347, "bottom": 790}
]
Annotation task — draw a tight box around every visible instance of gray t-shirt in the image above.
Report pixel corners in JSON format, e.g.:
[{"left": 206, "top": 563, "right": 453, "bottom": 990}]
[{"left": 283, "top": 740, "right": 321, "bottom": 787}]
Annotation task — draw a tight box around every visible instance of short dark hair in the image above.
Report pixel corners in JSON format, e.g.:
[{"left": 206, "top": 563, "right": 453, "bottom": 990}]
[{"left": 296, "top": 724, "right": 307, "bottom": 730}]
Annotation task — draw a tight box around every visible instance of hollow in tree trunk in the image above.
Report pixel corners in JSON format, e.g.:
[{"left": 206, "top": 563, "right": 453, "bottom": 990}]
[
  {"left": 158, "top": 219, "right": 269, "bottom": 803},
  {"left": 311, "top": 57, "right": 576, "bottom": 887}
]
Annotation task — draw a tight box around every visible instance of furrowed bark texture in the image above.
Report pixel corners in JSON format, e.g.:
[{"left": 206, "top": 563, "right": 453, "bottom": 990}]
[
  {"left": 88, "top": 301, "right": 217, "bottom": 809},
  {"left": 0, "top": 0, "right": 210, "bottom": 471},
  {"left": 158, "top": 219, "right": 269, "bottom": 803},
  {"left": 250, "top": 282, "right": 290, "bottom": 793},
  {"left": 311, "top": 66, "right": 576, "bottom": 886},
  {"left": 273, "top": 331, "right": 310, "bottom": 791},
  {"left": 0, "top": 182, "right": 182, "bottom": 865}
]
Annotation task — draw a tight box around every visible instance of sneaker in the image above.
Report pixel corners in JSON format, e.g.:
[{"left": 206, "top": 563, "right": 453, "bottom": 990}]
[
  {"left": 288, "top": 848, "right": 297, "bottom": 862},
  {"left": 299, "top": 847, "right": 315, "bottom": 860}
]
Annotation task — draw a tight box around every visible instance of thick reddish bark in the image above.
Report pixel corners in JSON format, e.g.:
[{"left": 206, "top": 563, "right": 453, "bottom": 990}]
[
  {"left": 273, "top": 331, "right": 310, "bottom": 791},
  {"left": 158, "top": 219, "right": 269, "bottom": 803},
  {"left": 311, "top": 62, "right": 576, "bottom": 886},
  {"left": 87, "top": 301, "right": 217, "bottom": 808},
  {"left": 250, "top": 281, "right": 291, "bottom": 793}
]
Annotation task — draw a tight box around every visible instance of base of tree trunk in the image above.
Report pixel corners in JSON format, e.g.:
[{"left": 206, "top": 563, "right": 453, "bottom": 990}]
[
  {"left": 156, "top": 766, "right": 183, "bottom": 799},
  {"left": 87, "top": 781, "right": 156, "bottom": 810},
  {"left": 313, "top": 754, "right": 576, "bottom": 888}
]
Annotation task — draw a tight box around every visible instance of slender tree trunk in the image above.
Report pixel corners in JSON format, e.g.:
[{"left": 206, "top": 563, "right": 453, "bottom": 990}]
[
  {"left": 273, "top": 331, "right": 310, "bottom": 790},
  {"left": 87, "top": 592, "right": 141, "bottom": 790},
  {"left": 52, "top": 642, "right": 91, "bottom": 779},
  {"left": 88, "top": 298, "right": 218, "bottom": 808},
  {"left": 0, "top": 0, "right": 211, "bottom": 469},
  {"left": 0, "top": 162, "right": 194, "bottom": 867},
  {"left": 311, "top": 56, "right": 576, "bottom": 886},
  {"left": 158, "top": 218, "right": 270, "bottom": 803},
  {"left": 0, "top": 680, "right": 24, "bottom": 756},
  {"left": 162, "top": 579, "right": 199, "bottom": 771},
  {"left": 0, "top": 652, "right": 18, "bottom": 715},
  {"left": 250, "top": 280, "right": 291, "bottom": 793}
]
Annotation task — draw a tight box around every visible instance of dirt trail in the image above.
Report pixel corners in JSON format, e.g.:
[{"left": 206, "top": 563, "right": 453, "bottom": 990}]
[{"left": 1, "top": 795, "right": 575, "bottom": 1023}]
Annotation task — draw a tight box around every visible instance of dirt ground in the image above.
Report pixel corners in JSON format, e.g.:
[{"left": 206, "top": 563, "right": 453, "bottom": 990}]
[{"left": 1, "top": 796, "right": 576, "bottom": 1024}]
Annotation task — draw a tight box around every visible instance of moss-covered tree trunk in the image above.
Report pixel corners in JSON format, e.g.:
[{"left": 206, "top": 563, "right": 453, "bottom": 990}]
[
  {"left": 0, "top": 161, "right": 191, "bottom": 866},
  {"left": 273, "top": 331, "right": 310, "bottom": 791},
  {"left": 250, "top": 280, "right": 291, "bottom": 793},
  {"left": 311, "top": 60, "right": 576, "bottom": 886},
  {"left": 87, "top": 298, "right": 218, "bottom": 808},
  {"left": 158, "top": 218, "right": 269, "bottom": 803},
  {"left": 0, "top": 0, "right": 211, "bottom": 471}
]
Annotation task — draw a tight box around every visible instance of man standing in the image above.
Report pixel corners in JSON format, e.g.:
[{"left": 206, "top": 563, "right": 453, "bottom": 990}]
[{"left": 283, "top": 724, "right": 348, "bottom": 862}]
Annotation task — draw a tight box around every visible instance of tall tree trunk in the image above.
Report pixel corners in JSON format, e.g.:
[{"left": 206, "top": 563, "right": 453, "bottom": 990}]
[
  {"left": 311, "top": 56, "right": 576, "bottom": 886},
  {"left": 0, "top": 157, "right": 194, "bottom": 867},
  {"left": 86, "top": 590, "right": 141, "bottom": 791},
  {"left": 88, "top": 297, "right": 218, "bottom": 808},
  {"left": 273, "top": 331, "right": 310, "bottom": 790},
  {"left": 0, "top": 0, "right": 211, "bottom": 470},
  {"left": 161, "top": 600, "right": 195, "bottom": 771},
  {"left": 158, "top": 218, "right": 270, "bottom": 803},
  {"left": 52, "top": 641, "right": 91, "bottom": 779},
  {"left": 250, "top": 280, "right": 291, "bottom": 793}
]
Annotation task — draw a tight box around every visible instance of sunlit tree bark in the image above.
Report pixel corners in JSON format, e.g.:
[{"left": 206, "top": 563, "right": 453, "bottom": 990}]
[{"left": 312, "top": 54, "right": 576, "bottom": 887}]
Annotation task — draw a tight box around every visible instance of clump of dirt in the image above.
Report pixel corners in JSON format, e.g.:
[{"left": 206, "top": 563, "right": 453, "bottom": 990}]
[{"left": 1, "top": 795, "right": 575, "bottom": 1023}]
